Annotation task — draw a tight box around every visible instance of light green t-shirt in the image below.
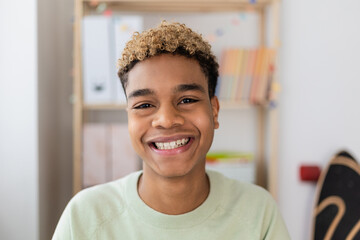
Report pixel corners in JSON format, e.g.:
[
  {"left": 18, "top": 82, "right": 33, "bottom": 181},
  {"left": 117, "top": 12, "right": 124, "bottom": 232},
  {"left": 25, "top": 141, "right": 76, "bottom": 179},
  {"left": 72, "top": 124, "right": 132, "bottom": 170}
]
[{"left": 53, "top": 170, "right": 290, "bottom": 239}]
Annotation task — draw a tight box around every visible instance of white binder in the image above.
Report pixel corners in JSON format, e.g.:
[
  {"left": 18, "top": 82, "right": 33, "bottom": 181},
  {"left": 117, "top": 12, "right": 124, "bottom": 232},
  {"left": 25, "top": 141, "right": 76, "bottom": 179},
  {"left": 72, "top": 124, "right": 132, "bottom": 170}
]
[{"left": 82, "top": 16, "right": 115, "bottom": 104}]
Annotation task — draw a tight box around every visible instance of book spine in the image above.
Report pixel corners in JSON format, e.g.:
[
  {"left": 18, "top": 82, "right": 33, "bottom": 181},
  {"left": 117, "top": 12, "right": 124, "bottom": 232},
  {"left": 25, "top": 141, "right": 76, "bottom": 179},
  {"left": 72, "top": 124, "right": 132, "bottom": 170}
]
[
  {"left": 231, "top": 49, "right": 243, "bottom": 101},
  {"left": 250, "top": 47, "right": 264, "bottom": 104},
  {"left": 235, "top": 49, "right": 248, "bottom": 102}
]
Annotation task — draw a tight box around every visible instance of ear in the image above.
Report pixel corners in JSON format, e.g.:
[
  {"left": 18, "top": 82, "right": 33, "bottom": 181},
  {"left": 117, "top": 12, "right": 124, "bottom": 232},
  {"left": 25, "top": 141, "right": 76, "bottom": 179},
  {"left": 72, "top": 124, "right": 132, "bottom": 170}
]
[{"left": 210, "top": 96, "right": 220, "bottom": 129}]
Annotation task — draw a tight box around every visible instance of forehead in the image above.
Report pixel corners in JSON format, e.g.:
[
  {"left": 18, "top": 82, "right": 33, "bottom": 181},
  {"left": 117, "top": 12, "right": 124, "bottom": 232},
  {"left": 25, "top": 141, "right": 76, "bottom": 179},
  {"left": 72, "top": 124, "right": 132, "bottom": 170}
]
[{"left": 126, "top": 54, "right": 207, "bottom": 94}]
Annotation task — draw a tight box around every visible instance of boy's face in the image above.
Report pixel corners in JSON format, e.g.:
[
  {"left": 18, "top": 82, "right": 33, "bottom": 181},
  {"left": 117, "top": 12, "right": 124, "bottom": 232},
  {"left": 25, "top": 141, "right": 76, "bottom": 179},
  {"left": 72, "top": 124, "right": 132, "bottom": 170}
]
[{"left": 125, "top": 54, "right": 219, "bottom": 179}]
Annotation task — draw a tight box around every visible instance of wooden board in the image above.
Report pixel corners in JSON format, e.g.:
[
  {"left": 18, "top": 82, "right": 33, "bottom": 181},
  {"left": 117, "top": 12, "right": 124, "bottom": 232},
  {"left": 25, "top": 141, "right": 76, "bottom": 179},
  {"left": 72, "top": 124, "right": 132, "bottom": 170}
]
[{"left": 82, "top": 0, "right": 272, "bottom": 13}]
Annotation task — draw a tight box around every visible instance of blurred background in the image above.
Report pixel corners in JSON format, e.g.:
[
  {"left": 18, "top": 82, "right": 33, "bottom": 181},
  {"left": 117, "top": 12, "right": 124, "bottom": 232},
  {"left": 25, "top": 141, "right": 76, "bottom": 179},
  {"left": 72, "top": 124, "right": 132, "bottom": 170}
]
[{"left": 1, "top": 0, "right": 360, "bottom": 240}]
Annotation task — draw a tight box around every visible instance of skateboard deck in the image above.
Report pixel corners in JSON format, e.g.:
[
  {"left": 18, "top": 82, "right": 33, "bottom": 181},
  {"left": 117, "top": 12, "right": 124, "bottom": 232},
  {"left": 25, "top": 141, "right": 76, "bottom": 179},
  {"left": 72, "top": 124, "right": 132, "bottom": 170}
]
[{"left": 312, "top": 151, "right": 360, "bottom": 240}]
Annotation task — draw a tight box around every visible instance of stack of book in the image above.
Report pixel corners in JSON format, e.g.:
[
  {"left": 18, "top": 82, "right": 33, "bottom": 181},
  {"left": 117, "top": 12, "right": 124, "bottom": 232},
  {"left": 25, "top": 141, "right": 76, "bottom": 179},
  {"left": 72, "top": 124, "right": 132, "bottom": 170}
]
[
  {"left": 206, "top": 151, "right": 255, "bottom": 183},
  {"left": 216, "top": 48, "right": 276, "bottom": 105}
]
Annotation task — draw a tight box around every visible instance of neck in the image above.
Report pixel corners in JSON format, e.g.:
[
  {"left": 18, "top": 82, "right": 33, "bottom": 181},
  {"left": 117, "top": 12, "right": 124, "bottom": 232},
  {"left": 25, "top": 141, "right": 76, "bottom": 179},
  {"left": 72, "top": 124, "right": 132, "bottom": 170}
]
[{"left": 138, "top": 168, "right": 210, "bottom": 215}]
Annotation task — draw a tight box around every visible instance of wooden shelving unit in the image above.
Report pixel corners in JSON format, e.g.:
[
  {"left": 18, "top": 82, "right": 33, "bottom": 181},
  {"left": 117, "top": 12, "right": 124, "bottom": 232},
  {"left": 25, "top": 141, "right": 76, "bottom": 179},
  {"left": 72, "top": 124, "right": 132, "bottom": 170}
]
[{"left": 73, "top": 0, "right": 281, "bottom": 198}]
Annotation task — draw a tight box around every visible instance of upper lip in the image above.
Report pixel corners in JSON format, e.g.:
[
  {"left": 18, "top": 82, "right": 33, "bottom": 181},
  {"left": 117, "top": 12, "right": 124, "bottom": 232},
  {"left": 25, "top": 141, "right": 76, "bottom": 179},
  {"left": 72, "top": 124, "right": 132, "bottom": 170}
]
[{"left": 146, "top": 135, "right": 193, "bottom": 143}]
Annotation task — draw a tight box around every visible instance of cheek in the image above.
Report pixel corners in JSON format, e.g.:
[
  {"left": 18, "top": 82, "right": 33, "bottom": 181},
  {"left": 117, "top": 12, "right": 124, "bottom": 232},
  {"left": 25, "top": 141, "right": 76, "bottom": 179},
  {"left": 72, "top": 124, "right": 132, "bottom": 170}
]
[
  {"left": 127, "top": 123, "right": 138, "bottom": 151},
  {"left": 127, "top": 115, "right": 144, "bottom": 146},
  {"left": 192, "top": 110, "right": 215, "bottom": 137}
]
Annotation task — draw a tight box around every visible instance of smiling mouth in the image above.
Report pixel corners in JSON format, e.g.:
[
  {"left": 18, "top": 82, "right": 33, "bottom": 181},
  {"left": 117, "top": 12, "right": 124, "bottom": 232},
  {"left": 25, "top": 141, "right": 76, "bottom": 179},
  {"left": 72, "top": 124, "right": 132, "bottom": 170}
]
[{"left": 152, "top": 138, "right": 190, "bottom": 150}]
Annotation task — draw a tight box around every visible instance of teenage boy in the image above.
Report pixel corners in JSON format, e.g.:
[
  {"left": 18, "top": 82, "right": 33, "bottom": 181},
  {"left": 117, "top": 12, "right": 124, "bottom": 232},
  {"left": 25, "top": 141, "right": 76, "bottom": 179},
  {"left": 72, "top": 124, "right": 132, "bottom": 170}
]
[{"left": 53, "top": 21, "right": 290, "bottom": 239}]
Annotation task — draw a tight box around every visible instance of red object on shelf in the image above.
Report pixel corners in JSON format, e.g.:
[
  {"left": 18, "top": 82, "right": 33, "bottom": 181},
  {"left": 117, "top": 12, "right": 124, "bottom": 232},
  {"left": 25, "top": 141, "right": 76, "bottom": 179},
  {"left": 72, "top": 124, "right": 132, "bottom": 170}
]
[
  {"left": 103, "top": 10, "right": 113, "bottom": 17},
  {"left": 299, "top": 165, "right": 321, "bottom": 182}
]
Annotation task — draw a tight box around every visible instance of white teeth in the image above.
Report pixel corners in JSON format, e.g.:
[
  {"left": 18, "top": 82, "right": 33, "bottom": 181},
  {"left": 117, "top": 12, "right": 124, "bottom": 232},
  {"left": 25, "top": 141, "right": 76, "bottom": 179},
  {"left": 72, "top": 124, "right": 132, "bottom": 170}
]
[{"left": 154, "top": 138, "right": 190, "bottom": 150}]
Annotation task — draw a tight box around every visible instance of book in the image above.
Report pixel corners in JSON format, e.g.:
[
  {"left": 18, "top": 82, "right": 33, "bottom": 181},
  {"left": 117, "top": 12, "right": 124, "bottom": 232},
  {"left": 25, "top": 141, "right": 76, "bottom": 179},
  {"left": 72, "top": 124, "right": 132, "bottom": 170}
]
[
  {"left": 206, "top": 151, "right": 255, "bottom": 183},
  {"left": 206, "top": 163, "right": 255, "bottom": 183},
  {"left": 266, "top": 49, "right": 276, "bottom": 101},
  {"left": 219, "top": 49, "right": 239, "bottom": 101},
  {"left": 231, "top": 49, "right": 244, "bottom": 100},
  {"left": 241, "top": 48, "right": 257, "bottom": 103},
  {"left": 227, "top": 49, "right": 239, "bottom": 100},
  {"left": 206, "top": 151, "right": 253, "bottom": 163},
  {"left": 234, "top": 49, "right": 248, "bottom": 101},
  {"left": 254, "top": 48, "right": 276, "bottom": 104},
  {"left": 217, "top": 47, "right": 276, "bottom": 104},
  {"left": 218, "top": 49, "right": 230, "bottom": 100},
  {"left": 255, "top": 48, "right": 270, "bottom": 104},
  {"left": 250, "top": 47, "right": 264, "bottom": 104}
]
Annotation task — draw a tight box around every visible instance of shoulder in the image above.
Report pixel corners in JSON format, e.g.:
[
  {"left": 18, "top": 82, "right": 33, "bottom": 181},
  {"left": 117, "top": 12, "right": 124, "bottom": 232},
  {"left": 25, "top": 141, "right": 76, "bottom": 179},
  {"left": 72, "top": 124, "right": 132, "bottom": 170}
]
[
  {"left": 69, "top": 171, "right": 140, "bottom": 214},
  {"left": 208, "top": 170, "right": 278, "bottom": 222},
  {"left": 207, "top": 169, "right": 273, "bottom": 204},
  {"left": 53, "top": 171, "right": 141, "bottom": 239},
  {"left": 207, "top": 170, "right": 290, "bottom": 239}
]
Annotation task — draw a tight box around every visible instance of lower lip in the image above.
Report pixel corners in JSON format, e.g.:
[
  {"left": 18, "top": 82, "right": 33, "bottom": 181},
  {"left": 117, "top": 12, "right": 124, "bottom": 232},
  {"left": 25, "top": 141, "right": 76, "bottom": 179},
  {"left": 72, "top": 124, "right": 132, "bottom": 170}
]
[{"left": 150, "top": 138, "right": 194, "bottom": 156}]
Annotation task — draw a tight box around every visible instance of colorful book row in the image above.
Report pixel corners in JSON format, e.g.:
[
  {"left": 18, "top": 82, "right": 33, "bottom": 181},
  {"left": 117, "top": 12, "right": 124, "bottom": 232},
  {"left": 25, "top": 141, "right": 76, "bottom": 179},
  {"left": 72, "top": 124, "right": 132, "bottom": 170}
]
[
  {"left": 206, "top": 151, "right": 255, "bottom": 183},
  {"left": 217, "top": 48, "right": 276, "bottom": 105},
  {"left": 206, "top": 151, "right": 253, "bottom": 163}
]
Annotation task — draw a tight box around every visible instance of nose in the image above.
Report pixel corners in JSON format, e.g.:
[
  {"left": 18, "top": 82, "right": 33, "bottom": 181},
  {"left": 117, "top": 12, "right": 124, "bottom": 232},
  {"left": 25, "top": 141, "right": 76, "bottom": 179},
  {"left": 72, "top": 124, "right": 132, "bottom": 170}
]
[{"left": 151, "top": 104, "right": 185, "bottom": 129}]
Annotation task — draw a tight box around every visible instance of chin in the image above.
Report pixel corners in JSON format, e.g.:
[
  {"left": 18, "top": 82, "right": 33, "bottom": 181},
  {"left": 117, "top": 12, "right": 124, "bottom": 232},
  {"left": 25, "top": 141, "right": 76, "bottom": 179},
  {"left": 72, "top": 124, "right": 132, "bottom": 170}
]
[
  {"left": 152, "top": 167, "right": 190, "bottom": 179},
  {"left": 152, "top": 162, "right": 205, "bottom": 179}
]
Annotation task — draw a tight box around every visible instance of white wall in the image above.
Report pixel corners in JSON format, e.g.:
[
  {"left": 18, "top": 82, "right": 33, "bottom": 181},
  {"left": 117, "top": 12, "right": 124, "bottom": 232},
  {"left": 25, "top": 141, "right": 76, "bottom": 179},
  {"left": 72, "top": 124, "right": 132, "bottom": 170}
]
[
  {"left": 0, "top": 1, "right": 39, "bottom": 239},
  {"left": 279, "top": 0, "right": 360, "bottom": 239}
]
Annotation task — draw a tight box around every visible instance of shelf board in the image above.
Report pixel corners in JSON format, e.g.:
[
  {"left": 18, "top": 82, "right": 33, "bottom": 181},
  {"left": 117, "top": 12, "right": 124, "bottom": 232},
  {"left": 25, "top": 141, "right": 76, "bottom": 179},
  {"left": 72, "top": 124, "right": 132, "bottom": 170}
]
[
  {"left": 220, "top": 101, "right": 269, "bottom": 109},
  {"left": 83, "top": 103, "right": 127, "bottom": 110},
  {"left": 82, "top": 0, "right": 273, "bottom": 12}
]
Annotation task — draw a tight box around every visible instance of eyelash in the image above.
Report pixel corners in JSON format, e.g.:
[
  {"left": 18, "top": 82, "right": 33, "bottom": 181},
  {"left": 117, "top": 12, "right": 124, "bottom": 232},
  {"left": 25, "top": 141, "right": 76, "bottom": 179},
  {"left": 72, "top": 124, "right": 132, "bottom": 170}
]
[
  {"left": 179, "top": 98, "right": 198, "bottom": 104},
  {"left": 133, "top": 98, "right": 198, "bottom": 110},
  {"left": 134, "top": 103, "right": 153, "bottom": 109}
]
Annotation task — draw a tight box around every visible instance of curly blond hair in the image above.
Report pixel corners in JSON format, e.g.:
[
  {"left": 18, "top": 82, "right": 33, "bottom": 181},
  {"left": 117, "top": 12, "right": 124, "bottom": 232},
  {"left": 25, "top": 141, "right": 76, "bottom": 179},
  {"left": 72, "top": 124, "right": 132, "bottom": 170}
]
[{"left": 117, "top": 21, "right": 219, "bottom": 97}]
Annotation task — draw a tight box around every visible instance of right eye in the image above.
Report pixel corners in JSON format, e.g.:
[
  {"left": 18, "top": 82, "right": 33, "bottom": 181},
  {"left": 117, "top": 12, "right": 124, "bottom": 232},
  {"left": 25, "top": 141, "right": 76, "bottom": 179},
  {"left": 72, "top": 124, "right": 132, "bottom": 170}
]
[{"left": 134, "top": 103, "right": 153, "bottom": 109}]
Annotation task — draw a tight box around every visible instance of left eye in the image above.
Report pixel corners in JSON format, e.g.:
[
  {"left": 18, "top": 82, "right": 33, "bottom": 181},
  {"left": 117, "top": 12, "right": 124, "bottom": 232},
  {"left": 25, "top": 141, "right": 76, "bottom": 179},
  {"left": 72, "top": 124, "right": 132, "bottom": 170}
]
[{"left": 180, "top": 98, "right": 198, "bottom": 104}]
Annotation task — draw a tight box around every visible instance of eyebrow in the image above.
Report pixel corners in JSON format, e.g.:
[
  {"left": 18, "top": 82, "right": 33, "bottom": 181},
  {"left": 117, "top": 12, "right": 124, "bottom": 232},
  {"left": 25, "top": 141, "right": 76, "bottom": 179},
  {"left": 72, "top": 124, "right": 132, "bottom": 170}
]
[
  {"left": 127, "top": 83, "right": 206, "bottom": 99},
  {"left": 127, "top": 88, "right": 155, "bottom": 99},
  {"left": 174, "top": 84, "right": 206, "bottom": 94}
]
